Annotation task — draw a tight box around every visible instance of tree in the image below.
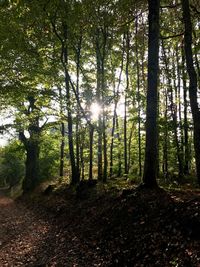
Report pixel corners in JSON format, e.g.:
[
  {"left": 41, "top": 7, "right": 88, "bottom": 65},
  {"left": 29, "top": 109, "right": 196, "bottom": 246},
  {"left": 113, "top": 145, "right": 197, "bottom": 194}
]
[
  {"left": 18, "top": 96, "right": 41, "bottom": 191},
  {"left": 181, "top": 0, "right": 200, "bottom": 185},
  {"left": 143, "top": 0, "right": 160, "bottom": 187}
]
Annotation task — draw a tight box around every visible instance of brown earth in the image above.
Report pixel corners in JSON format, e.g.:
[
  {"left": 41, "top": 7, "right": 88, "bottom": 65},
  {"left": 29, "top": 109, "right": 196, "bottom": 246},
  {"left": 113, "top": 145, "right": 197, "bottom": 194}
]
[{"left": 0, "top": 182, "right": 200, "bottom": 266}]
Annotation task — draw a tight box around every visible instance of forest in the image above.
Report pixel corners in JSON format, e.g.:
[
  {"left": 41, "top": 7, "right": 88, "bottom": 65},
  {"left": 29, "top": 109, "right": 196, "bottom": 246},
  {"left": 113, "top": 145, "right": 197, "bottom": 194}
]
[{"left": 0, "top": 0, "right": 200, "bottom": 266}]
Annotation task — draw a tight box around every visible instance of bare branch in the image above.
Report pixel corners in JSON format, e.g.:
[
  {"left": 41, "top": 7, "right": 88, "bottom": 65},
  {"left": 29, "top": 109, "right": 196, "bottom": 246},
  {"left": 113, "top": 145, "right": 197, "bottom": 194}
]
[
  {"left": 160, "top": 32, "right": 184, "bottom": 40},
  {"left": 160, "top": 4, "right": 181, "bottom": 9}
]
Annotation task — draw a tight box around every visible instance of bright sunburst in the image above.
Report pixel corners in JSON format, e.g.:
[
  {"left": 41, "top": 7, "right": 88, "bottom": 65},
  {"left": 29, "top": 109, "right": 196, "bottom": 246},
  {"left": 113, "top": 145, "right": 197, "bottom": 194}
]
[{"left": 90, "top": 102, "right": 101, "bottom": 120}]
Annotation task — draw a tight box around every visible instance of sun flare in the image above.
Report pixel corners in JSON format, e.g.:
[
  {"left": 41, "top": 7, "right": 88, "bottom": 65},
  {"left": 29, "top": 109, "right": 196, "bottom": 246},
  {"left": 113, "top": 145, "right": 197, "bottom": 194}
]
[{"left": 90, "top": 102, "right": 101, "bottom": 120}]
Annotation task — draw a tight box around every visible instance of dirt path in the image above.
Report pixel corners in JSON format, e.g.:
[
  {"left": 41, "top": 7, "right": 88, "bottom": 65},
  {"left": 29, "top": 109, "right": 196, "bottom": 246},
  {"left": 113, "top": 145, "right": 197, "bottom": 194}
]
[
  {"left": 0, "top": 191, "right": 103, "bottom": 267},
  {"left": 0, "top": 192, "right": 53, "bottom": 266},
  {"left": 0, "top": 186, "right": 199, "bottom": 267}
]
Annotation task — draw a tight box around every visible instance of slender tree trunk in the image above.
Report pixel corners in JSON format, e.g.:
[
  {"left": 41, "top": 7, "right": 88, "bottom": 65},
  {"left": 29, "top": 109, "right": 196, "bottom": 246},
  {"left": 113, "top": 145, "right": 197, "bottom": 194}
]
[
  {"left": 80, "top": 136, "right": 85, "bottom": 181},
  {"left": 176, "top": 47, "right": 184, "bottom": 161},
  {"left": 116, "top": 114, "right": 122, "bottom": 177},
  {"left": 62, "top": 28, "right": 79, "bottom": 185},
  {"left": 124, "top": 29, "right": 130, "bottom": 175},
  {"left": 109, "top": 111, "right": 116, "bottom": 178},
  {"left": 75, "top": 34, "right": 82, "bottom": 182},
  {"left": 128, "top": 121, "right": 134, "bottom": 172},
  {"left": 59, "top": 122, "right": 65, "bottom": 179},
  {"left": 173, "top": 52, "right": 184, "bottom": 178},
  {"left": 143, "top": 0, "right": 160, "bottom": 187},
  {"left": 51, "top": 21, "right": 78, "bottom": 184},
  {"left": 97, "top": 116, "right": 103, "bottom": 181},
  {"left": 193, "top": 30, "right": 200, "bottom": 82},
  {"left": 182, "top": 44, "right": 190, "bottom": 174},
  {"left": 96, "top": 30, "right": 103, "bottom": 181},
  {"left": 109, "top": 43, "right": 124, "bottom": 178},
  {"left": 135, "top": 17, "right": 142, "bottom": 176},
  {"left": 157, "top": 89, "right": 160, "bottom": 177},
  {"left": 102, "top": 59, "right": 107, "bottom": 183},
  {"left": 110, "top": 110, "right": 116, "bottom": 178},
  {"left": 162, "top": 43, "right": 184, "bottom": 178},
  {"left": 163, "top": 84, "right": 169, "bottom": 180},
  {"left": 58, "top": 87, "right": 65, "bottom": 180},
  {"left": 182, "top": 0, "right": 200, "bottom": 184},
  {"left": 96, "top": 26, "right": 108, "bottom": 182},
  {"left": 102, "top": 28, "right": 108, "bottom": 183},
  {"left": 89, "top": 126, "right": 94, "bottom": 180},
  {"left": 103, "top": 113, "right": 108, "bottom": 182}
]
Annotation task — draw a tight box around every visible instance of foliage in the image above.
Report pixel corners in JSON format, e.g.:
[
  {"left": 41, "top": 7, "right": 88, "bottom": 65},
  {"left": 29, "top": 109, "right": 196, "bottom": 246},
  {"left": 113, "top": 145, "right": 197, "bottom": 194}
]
[
  {"left": 0, "top": 0, "right": 199, "bottom": 188},
  {"left": 39, "top": 131, "right": 60, "bottom": 182},
  {"left": 0, "top": 141, "right": 25, "bottom": 187}
]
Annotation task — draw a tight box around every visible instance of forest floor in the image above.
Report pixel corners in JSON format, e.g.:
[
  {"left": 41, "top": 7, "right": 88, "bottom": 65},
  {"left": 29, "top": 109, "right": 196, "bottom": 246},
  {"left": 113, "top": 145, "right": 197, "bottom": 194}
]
[{"left": 0, "top": 179, "right": 200, "bottom": 266}]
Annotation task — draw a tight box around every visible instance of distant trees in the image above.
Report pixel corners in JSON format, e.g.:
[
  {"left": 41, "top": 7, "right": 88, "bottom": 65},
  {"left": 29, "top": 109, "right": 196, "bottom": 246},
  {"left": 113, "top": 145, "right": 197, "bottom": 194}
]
[{"left": 0, "top": 0, "right": 199, "bottom": 191}]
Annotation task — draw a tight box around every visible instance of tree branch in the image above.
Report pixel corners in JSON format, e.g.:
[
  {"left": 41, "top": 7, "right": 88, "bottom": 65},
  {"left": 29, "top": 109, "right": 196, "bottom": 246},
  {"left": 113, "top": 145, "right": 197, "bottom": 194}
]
[
  {"left": 160, "top": 32, "right": 184, "bottom": 40},
  {"left": 160, "top": 4, "right": 181, "bottom": 9}
]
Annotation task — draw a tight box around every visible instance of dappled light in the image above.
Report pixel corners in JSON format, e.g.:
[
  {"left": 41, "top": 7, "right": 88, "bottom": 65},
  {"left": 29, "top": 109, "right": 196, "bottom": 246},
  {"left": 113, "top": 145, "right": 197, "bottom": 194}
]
[
  {"left": 90, "top": 102, "right": 101, "bottom": 121},
  {"left": 0, "top": 0, "right": 200, "bottom": 265}
]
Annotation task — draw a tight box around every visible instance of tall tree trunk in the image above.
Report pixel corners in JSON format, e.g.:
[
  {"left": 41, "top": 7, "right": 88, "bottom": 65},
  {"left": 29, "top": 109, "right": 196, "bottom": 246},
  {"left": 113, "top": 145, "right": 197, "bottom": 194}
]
[
  {"left": 109, "top": 72, "right": 117, "bottom": 179},
  {"left": 48, "top": 19, "right": 79, "bottom": 184},
  {"left": 19, "top": 97, "right": 41, "bottom": 192},
  {"left": 128, "top": 121, "right": 134, "bottom": 172},
  {"left": 23, "top": 140, "right": 40, "bottom": 191},
  {"left": 116, "top": 114, "right": 122, "bottom": 177},
  {"left": 97, "top": 116, "right": 103, "bottom": 181},
  {"left": 89, "top": 126, "right": 94, "bottom": 180},
  {"left": 59, "top": 122, "right": 65, "bottom": 180},
  {"left": 109, "top": 44, "right": 124, "bottom": 178},
  {"left": 75, "top": 34, "right": 82, "bottom": 182},
  {"left": 162, "top": 42, "right": 184, "bottom": 178},
  {"left": 62, "top": 27, "right": 79, "bottom": 185},
  {"left": 163, "top": 86, "right": 169, "bottom": 180},
  {"left": 80, "top": 134, "right": 85, "bottom": 181},
  {"left": 102, "top": 27, "right": 108, "bottom": 183},
  {"left": 193, "top": 30, "right": 200, "bottom": 82},
  {"left": 143, "top": 0, "right": 160, "bottom": 187},
  {"left": 182, "top": 0, "right": 200, "bottom": 184},
  {"left": 135, "top": 17, "right": 142, "bottom": 177},
  {"left": 103, "top": 113, "right": 108, "bottom": 182},
  {"left": 96, "top": 30, "right": 103, "bottom": 181},
  {"left": 124, "top": 29, "right": 130, "bottom": 175},
  {"left": 102, "top": 57, "right": 107, "bottom": 183},
  {"left": 182, "top": 44, "right": 190, "bottom": 174},
  {"left": 109, "top": 109, "right": 116, "bottom": 178},
  {"left": 58, "top": 87, "right": 65, "bottom": 181},
  {"left": 176, "top": 46, "right": 184, "bottom": 162}
]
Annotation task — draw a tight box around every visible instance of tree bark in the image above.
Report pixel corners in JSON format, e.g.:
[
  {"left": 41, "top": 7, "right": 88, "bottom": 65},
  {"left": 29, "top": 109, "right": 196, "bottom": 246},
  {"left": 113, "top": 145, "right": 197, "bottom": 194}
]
[
  {"left": 62, "top": 26, "right": 79, "bottom": 185},
  {"left": 20, "top": 97, "right": 41, "bottom": 192},
  {"left": 109, "top": 38, "right": 124, "bottom": 178},
  {"left": 59, "top": 122, "right": 65, "bottom": 179},
  {"left": 95, "top": 29, "right": 103, "bottom": 181},
  {"left": 75, "top": 34, "right": 82, "bottom": 182},
  {"left": 182, "top": 0, "right": 200, "bottom": 184},
  {"left": 124, "top": 29, "right": 130, "bottom": 175},
  {"left": 162, "top": 42, "right": 184, "bottom": 178},
  {"left": 143, "top": 0, "right": 160, "bottom": 187},
  {"left": 23, "top": 140, "right": 40, "bottom": 191},
  {"left": 182, "top": 44, "right": 190, "bottom": 174},
  {"left": 135, "top": 16, "right": 142, "bottom": 177},
  {"left": 163, "top": 87, "right": 169, "bottom": 180},
  {"left": 89, "top": 126, "right": 94, "bottom": 180},
  {"left": 58, "top": 87, "right": 65, "bottom": 180},
  {"left": 116, "top": 114, "right": 122, "bottom": 177}
]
